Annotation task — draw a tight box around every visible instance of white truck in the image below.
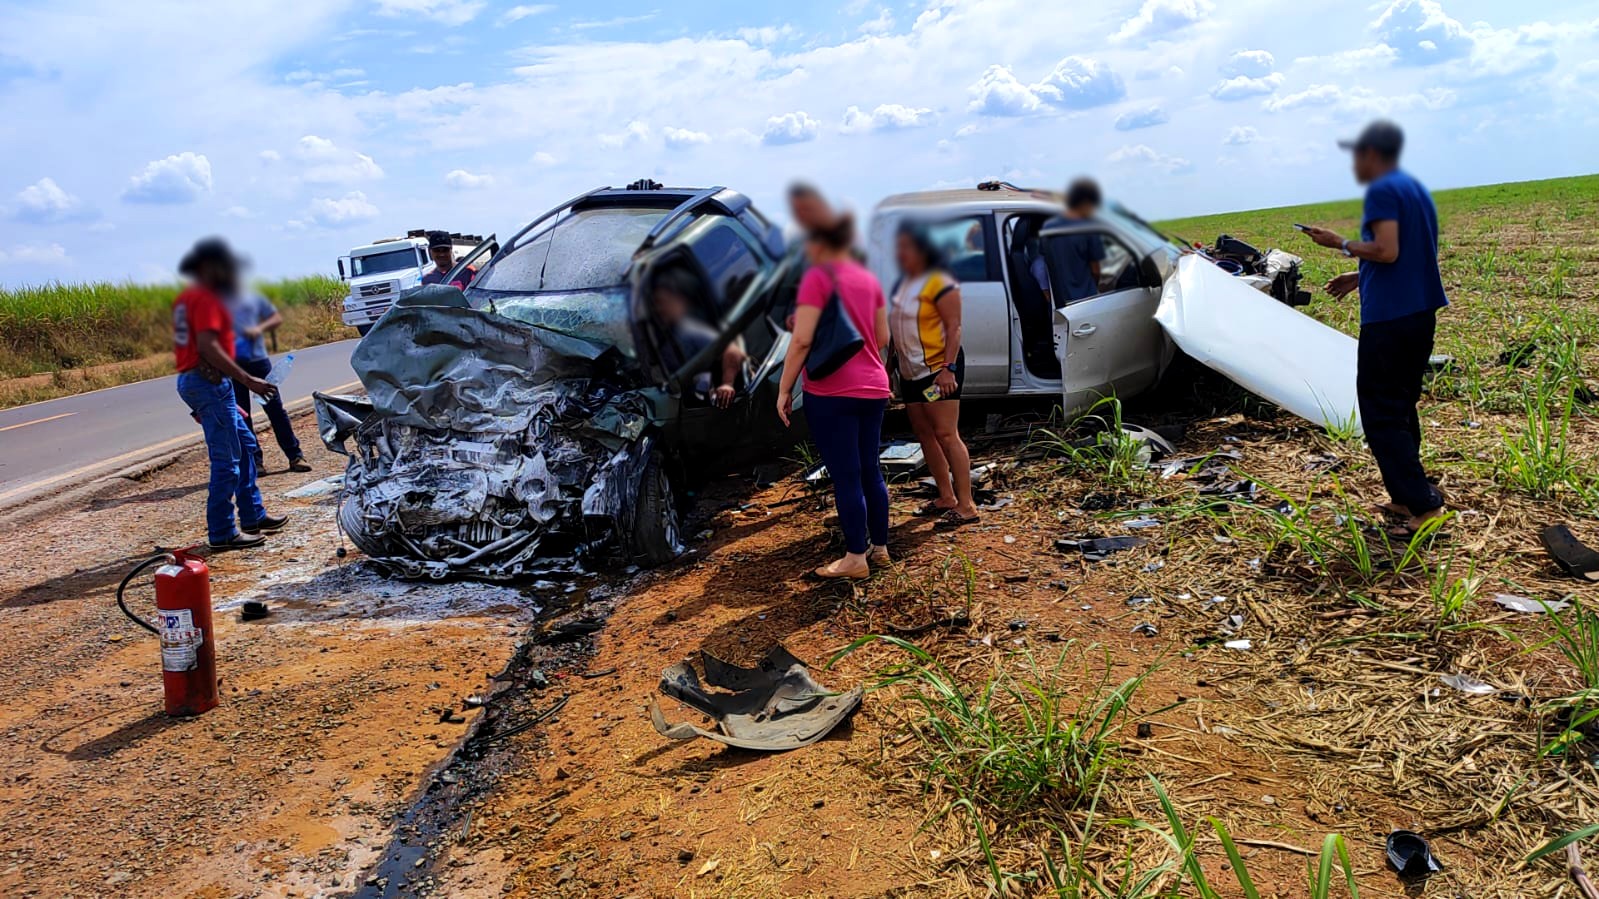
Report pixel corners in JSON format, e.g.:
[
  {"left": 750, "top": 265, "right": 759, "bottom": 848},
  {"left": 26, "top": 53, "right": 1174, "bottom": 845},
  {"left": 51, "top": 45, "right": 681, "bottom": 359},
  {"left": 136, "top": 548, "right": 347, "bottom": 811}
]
[{"left": 337, "top": 230, "right": 482, "bottom": 334}]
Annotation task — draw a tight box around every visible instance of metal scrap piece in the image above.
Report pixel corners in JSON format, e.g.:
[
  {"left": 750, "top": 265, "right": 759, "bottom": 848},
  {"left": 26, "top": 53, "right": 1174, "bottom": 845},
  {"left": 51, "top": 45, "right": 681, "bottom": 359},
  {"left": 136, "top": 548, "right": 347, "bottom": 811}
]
[{"left": 649, "top": 646, "right": 863, "bottom": 752}]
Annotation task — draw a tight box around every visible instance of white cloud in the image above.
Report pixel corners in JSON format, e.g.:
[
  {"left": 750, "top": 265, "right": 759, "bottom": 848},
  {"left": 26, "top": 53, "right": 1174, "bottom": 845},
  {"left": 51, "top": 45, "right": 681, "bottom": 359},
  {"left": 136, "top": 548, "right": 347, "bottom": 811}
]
[
  {"left": 10, "top": 177, "right": 89, "bottom": 224},
  {"left": 599, "top": 120, "right": 652, "bottom": 148},
  {"left": 222, "top": 205, "right": 254, "bottom": 218},
  {"left": 1224, "top": 125, "right": 1260, "bottom": 145},
  {"left": 1220, "top": 50, "right": 1275, "bottom": 78},
  {"left": 121, "top": 152, "right": 212, "bottom": 204},
  {"left": 1111, "top": 0, "right": 1213, "bottom": 44},
  {"left": 444, "top": 169, "right": 493, "bottom": 190},
  {"left": 968, "top": 57, "right": 1125, "bottom": 116},
  {"left": 293, "top": 135, "right": 384, "bottom": 184},
  {"left": 0, "top": 242, "right": 71, "bottom": 266},
  {"left": 761, "top": 111, "right": 819, "bottom": 145},
  {"left": 374, "top": 0, "right": 485, "bottom": 27},
  {"left": 1210, "top": 72, "right": 1285, "bottom": 101},
  {"left": 1263, "top": 84, "right": 1456, "bottom": 116},
  {"left": 1114, "top": 105, "right": 1170, "bottom": 131},
  {"left": 1108, "top": 143, "right": 1194, "bottom": 173},
  {"left": 840, "top": 103, "right": 935, "bottom": 133},
  {"left": 858, "top": 9, "right": 894, "bottom": 35},
  {"left": 1372, "top": 0, "right": 1474, "bottom": 65},
  {"left": 499, "top": 4, "right": 553, "bottom": 24},
  {"left": 662, "top": 127, "right": 712, "bottom": 148},
  {"left": 259, "top": 149, "right": 282, "bottom": 163},
  {"left": 304, "top": 191, "right": 380, "bottom": 227},
  {"left": 736, "top": 25, "right": 795, "bottom": 45}
]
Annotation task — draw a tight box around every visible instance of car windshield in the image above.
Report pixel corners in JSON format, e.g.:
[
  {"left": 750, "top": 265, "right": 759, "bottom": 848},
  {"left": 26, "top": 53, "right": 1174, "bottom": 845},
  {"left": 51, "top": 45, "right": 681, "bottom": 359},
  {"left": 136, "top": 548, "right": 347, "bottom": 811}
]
[
  {"left": 1103, "top": 203, "right": 1191, "bottom": 253},
  {"left": 468, "top": 287, "right": 635, "bottom": 358},
  {"left": 474, "top": 206, "right": 667, "bottom": 293},
  {"left": 351, "top": 247, "right": 419, "bottom": 276}
]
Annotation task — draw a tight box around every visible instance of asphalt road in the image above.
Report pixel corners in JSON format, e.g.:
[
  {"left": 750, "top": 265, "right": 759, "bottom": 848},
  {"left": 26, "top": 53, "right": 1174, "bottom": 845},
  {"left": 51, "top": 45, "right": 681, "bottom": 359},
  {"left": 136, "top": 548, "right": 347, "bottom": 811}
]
[{"left": 0, "top": 339, "right": 361, "bottom": 509}]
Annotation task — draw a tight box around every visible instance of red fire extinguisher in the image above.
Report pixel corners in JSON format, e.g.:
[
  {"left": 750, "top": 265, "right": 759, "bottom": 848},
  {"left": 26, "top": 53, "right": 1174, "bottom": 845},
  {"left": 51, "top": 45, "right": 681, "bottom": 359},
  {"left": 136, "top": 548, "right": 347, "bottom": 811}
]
[{"left": 116, "top": 549, "right": 219, "bottom": 717}]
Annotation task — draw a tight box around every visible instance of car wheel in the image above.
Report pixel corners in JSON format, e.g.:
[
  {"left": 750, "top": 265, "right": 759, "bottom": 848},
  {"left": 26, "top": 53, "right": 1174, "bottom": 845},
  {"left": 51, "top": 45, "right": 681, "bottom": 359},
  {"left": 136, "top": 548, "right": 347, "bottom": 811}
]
[
  {"left": 356, "top": 324, "right": 372, "bottom": 337},
  {"left": 630, "top": 451, "right": 682, "bottom": 567}
]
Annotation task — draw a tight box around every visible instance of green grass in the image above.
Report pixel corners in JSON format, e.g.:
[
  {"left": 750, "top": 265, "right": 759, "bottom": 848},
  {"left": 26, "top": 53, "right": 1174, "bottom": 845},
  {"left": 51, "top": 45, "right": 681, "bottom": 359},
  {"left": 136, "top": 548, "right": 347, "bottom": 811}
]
[{"left": 0, "top": 275, "right": 347, "bottom": 380}]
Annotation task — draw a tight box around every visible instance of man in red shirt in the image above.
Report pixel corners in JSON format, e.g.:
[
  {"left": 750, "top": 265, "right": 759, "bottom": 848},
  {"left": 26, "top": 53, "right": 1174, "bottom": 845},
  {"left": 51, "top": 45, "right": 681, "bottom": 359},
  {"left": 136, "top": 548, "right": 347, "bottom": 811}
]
[{"left": 173, "top": 238, "right": 289, "bottom": 550}]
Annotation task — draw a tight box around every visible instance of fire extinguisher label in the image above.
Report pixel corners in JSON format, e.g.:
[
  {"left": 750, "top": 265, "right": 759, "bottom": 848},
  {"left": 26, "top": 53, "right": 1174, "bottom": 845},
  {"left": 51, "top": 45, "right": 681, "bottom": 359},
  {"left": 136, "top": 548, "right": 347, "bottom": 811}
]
[{"left": 159, "top": 608, "right": 204, "bottom": 672}]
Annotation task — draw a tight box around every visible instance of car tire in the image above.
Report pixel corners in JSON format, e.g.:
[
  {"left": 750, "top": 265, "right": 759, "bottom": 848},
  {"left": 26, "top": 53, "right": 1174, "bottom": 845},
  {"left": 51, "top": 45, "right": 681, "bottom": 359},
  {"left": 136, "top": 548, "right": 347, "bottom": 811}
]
[
  {"left": 629, "top": 451, "right": 682, "bottom": 567},
  {"left": 356, "top": 324, "right": 372, "bottom": 337}
]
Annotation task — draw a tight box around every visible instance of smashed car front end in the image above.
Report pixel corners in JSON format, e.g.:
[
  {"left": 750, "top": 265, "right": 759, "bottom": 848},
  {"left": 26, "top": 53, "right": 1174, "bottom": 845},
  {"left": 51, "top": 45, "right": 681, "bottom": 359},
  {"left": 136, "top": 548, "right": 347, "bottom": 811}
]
[{"left": 314, "top": 289, "right": 672, "bottom": 581}]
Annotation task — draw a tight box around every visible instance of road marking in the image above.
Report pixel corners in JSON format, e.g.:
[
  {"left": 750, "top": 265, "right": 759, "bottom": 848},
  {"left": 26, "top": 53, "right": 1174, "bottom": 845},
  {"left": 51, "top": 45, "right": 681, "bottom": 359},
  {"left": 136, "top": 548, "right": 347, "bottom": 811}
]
[
  {"left": 0, "top": 379, "right": 361, "bottom": 507},
  {"left": 0, "top": 412, "right": 75, "bottom": 433}
]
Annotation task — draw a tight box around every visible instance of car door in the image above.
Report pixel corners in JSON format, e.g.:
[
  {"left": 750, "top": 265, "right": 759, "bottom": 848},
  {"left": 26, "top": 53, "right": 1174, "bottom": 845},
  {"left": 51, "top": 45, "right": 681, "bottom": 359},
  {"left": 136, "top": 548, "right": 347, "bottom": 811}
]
[
  {"left": 917, "top": 215, "right": 1009, "bottom": 394},
  {"left": 1040, "top": 224, "right": 1164, "bottom": 413}
]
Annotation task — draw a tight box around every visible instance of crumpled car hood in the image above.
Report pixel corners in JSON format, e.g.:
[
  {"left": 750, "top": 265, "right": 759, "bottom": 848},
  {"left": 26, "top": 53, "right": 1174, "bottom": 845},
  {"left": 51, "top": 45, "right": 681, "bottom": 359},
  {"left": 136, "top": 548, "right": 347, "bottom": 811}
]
[{"left": 314, "top": 295, "right": 669, "bottom": 581}]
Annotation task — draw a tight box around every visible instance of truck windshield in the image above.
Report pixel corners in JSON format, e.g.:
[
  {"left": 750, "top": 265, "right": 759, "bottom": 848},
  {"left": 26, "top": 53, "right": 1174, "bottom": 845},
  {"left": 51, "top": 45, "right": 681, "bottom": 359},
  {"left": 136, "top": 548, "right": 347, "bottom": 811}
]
[
  {"left": 474, "top": 207, "right": 667, "bottom": 293},
  {"left": 351, "top": 247, "right": 420, "bottom": 277}
]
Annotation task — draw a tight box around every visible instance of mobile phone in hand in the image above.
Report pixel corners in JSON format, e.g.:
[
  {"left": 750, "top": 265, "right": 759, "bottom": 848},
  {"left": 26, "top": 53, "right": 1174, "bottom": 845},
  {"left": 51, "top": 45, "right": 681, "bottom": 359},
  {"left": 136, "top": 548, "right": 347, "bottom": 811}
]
[
  {"left": 922, "top": 384, "right": 943, "bottom": 403},
  {"left": 1292, "top": 223, "right": 1312, "bottom": 232}
]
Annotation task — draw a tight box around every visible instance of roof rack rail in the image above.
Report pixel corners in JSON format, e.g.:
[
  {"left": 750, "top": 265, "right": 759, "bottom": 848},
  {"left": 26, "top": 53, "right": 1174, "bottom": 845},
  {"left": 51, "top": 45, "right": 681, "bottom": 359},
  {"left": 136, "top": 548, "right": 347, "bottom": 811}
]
[{"left": 638, "top": 186, "right": 725, "bottom": 251}]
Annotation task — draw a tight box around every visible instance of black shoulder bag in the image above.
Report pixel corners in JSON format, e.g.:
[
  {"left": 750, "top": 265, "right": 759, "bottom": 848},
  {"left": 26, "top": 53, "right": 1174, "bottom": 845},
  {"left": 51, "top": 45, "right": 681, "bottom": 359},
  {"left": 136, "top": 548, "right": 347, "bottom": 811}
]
[{"left": 803, "top": 264, "right": 866, "bottom": 380}]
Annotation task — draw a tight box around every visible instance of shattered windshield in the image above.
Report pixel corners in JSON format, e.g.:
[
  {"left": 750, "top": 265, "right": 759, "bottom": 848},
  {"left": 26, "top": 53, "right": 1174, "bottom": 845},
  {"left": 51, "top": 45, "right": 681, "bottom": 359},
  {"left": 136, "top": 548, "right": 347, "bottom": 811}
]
[
  {"left": 474, "top": 207, "right": 667, "bottom": 293},
  {"left": 487, "top": 287, "right": 635, "bottom": 357}
]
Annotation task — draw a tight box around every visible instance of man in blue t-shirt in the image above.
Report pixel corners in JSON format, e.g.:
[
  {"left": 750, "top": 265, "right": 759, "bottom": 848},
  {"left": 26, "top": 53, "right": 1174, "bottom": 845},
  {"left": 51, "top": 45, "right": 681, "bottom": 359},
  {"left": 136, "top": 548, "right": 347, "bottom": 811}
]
[
  {"left": 1302, "top": 120, "right": 1449, "bottom": 534},
  {"left": 1034, "top": 178, "right": 1107, "bottom": 307},
  {"left": 226, "top": 289, "right": 311, "bottom": 473}
]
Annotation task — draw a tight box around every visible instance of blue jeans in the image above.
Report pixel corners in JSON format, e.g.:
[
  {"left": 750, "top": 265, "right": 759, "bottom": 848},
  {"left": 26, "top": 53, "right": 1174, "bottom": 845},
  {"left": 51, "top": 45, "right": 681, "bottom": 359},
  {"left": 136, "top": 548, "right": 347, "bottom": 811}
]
[
  {"left": 177, "top": 371, "right": 267, "bottom": 543},
  {"left": 804, "top": 393, "right": 889, "bottom": 554},
  {"left": 233, "top": 356, "right": 302, "bottom": 463}
]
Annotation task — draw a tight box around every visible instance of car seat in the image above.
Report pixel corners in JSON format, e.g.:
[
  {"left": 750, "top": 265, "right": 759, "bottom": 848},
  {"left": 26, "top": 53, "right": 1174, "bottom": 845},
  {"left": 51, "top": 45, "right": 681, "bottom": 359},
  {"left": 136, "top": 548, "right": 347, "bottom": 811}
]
[{"left": 1006, "top": 219, "right": 1061, "bottom": 380}]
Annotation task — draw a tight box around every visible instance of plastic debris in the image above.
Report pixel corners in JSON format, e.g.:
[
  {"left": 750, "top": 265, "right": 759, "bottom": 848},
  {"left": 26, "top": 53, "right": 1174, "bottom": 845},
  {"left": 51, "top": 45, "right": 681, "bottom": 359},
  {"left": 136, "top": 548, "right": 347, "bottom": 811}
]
[
  {"left": 1056, "top": 536, "right": 1149, "bottom": 557},
  {"left": 1132, "top": 623, "right": 1158, "bottom": 637},
  {"left": 1439, "top": 673, "right": 1497, "bottom": 695},
  {"left": 649, "top": 645, "right": 863, "bottom": 752},
  {"left": 1492, "top": 593, "right": 1570, "bottom": 614},
  {"left": 1541, "top": 523, "right": 1599, "bottom": 582},
  {"left": 1223, "top": 639, "right": 1252, "bottom": 651},
  {"left": 1385, "top": 830, "right": 1442, "bottom": 877}
]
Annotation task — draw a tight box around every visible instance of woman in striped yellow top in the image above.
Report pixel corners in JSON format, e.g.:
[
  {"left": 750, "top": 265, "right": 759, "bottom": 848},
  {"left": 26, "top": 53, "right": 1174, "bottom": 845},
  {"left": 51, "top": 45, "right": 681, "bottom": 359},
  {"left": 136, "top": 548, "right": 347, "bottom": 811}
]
[{"left": 889, "top": 222, "right": 979, "bottom": 527}]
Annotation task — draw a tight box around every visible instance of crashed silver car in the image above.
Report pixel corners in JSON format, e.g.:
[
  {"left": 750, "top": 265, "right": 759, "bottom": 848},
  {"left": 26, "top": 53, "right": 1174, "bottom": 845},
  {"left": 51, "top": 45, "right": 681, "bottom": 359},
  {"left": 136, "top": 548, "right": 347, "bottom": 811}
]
[
  {"left": 314, "top": 183, "right": 799, "bottom": 580},
  {"left": 867, "top": 184, "right": 1315, "bottom": 414}
]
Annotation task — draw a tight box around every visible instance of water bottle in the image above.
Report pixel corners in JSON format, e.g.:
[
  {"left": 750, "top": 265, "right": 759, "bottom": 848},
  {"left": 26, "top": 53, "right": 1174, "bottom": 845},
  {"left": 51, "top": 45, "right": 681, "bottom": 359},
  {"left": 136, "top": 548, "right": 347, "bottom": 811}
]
[{"left": 266, "top": 353, "right": 295, "bottom": 387}]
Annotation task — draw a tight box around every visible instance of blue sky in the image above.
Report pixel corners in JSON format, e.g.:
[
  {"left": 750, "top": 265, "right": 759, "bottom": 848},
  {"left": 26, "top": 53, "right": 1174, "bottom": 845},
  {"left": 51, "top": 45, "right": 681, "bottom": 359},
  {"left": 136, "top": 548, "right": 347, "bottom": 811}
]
[{"left": 1, "top": 0, "right": 1596, "bottom": 286}]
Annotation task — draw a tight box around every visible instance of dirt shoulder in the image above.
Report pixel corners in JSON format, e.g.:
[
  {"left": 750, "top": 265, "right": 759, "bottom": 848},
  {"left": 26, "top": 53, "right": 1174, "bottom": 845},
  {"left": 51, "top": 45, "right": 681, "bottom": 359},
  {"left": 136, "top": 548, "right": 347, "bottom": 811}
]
[{"left": 0, "top": 413, "right": 535, "bottom": 898}]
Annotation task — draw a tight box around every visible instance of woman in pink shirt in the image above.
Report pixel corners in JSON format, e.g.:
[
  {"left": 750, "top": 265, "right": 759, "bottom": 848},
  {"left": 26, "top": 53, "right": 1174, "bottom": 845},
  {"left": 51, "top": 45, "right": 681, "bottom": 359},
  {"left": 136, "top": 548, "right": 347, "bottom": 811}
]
[{"left": 776, "top": 215, "right": 892, "bottom": 579}]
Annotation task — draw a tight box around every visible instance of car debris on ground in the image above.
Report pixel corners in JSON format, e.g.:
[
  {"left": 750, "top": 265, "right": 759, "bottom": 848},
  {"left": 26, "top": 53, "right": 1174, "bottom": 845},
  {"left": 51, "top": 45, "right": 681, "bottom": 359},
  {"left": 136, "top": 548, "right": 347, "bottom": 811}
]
[{"left": 648, "top": 646, "right": 863, "bottom": 751}]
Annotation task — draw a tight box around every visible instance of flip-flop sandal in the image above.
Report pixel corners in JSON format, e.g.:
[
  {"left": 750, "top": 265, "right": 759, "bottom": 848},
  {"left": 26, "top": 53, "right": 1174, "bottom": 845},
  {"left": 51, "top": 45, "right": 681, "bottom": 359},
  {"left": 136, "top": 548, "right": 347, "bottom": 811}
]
[
  {"left": 810, "top": 563, "right": 870, "bottom": 581},
  {"left": 917, "top": 500, "right": 956, "bottom": 517},
  {"left": 934, "top": 510, "right": 981, "bottom": 530}
]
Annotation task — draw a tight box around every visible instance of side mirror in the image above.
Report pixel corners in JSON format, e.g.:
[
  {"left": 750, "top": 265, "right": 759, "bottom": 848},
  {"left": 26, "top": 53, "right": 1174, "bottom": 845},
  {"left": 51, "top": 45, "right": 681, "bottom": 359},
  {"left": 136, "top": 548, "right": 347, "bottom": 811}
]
[{"left": 336, "top": 256, "right": 349, "bottom": 280}]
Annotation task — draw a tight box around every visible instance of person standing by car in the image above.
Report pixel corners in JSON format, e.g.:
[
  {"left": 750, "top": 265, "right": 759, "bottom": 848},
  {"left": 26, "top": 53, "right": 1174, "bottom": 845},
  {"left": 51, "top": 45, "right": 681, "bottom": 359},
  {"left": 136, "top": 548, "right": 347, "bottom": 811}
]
[
  {"left": 1302, "top": 120, "right": 1449, "bottom": 535},
  {"left": 1034, "top": 178, "right": 1106, "bottom": 307},
  {"left": 172, "top": 238, "right": 289, "bottom": 551},
  {"left": 420, "top": 230, "right": 474, "bottom": 288},
  {"left": 890, "top": 222, "right": 979, "bottom": 528},
  {"left": 227, "top": 286, "right": 312, "bottom": 472},
  {"left": 776, "top": 215, "right": 893, "bottom": 580}
]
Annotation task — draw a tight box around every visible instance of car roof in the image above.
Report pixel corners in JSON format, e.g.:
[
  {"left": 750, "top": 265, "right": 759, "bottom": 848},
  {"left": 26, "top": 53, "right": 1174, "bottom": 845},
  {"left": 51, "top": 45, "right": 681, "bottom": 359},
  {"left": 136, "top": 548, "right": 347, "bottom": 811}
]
[
  {"left": 575, "top": 185, "right": 753, "bottom": 218},
  {"left": 875, "top": 187, "right": 1062, "bottom": 215}
]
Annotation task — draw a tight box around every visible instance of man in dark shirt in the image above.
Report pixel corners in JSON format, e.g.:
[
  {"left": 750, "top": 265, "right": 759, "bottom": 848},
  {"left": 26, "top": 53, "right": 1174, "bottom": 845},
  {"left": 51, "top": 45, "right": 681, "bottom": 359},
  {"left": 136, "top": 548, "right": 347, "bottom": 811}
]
[
  {"left": 1303, "top": 120, "right": 1450, "bottom": 533},
  {"left": 650, "top": 265, "right": 746, "bottom": 408},
  {"left": 420, "top": 231, "right": 475, "bottom": 288},
  {"left": 1035, "top": 178, "right": 1107, "bottom": 307}
]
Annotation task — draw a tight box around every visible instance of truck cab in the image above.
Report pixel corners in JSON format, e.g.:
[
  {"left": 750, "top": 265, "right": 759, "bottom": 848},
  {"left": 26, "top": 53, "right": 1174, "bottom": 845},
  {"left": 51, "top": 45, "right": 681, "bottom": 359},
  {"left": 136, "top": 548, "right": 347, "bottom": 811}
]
[{"left": 338, "top": 231, "right": 481, "bottom": 335}]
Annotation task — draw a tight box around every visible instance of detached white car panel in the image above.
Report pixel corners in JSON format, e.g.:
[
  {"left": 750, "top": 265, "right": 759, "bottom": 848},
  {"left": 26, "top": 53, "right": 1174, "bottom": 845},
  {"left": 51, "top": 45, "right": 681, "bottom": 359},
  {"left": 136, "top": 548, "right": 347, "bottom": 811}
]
[{"left": 1154, "top": 254, "right": 1363, "bottom": 434}]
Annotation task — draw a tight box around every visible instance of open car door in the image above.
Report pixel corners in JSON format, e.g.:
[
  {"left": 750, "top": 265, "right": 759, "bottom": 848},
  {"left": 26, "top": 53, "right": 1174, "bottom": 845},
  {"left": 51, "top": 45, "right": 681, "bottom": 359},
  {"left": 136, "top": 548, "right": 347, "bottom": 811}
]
[
  {"left": 631, "top": 231, "right": 800, "bottom": 466},
  {"left": 1040, "top": 221, "right": 1166, "bottom": 414}
]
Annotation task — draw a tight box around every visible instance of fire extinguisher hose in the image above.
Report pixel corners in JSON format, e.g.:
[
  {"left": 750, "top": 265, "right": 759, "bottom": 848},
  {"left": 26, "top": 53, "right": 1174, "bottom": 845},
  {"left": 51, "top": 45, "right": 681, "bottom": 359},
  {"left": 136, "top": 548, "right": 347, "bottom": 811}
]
[{"left": 116, "top": 554, "right": 173, "bottom": 636}]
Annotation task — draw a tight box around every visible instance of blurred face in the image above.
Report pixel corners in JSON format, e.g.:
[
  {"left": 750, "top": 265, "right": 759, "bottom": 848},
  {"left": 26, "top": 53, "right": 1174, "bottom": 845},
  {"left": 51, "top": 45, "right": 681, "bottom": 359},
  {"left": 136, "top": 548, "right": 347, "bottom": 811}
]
[
  {"left": 1352, "top": 148, "right": 1382, "bottom": 185},
  {"left": 198, "top": 259, "right": 237, "bottom": 293},
  {"left": 652, "top": 286, "right": 687, "bottom": 325},
  {"left": 430, "top": 245, "right": 454, "bottom": 270},
  {"left": 790, "top": 192, "right": 831, "bottom": 231},
  {"left": 894, "top": 233, "right": 923, "bottom": 275}
]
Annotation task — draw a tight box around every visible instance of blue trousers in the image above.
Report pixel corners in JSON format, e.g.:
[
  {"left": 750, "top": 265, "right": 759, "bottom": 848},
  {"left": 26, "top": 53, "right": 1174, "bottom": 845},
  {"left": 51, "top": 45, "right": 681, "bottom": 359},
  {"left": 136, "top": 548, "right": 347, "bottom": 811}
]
[
  {"left": 805, "top": 392, "right": 889, "bottom": 554},
  {"left": 177, "top": 371, "right": 267, "bottom": 543}
]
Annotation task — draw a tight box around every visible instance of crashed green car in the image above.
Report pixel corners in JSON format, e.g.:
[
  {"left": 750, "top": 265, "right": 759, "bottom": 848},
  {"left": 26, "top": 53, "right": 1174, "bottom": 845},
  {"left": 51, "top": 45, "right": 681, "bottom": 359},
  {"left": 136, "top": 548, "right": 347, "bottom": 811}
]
[{"left": 314, "top": 183, "right": 801, "bottom": 580}]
